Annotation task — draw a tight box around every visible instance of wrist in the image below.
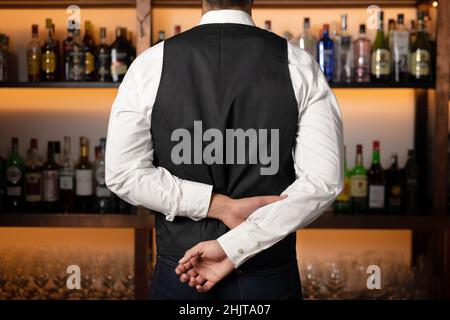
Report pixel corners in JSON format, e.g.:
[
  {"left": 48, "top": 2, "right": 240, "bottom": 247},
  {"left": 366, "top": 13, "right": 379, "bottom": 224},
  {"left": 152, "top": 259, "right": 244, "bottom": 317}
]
[{"left": 207, "top": 193, "right": 234, "bottom": 221}]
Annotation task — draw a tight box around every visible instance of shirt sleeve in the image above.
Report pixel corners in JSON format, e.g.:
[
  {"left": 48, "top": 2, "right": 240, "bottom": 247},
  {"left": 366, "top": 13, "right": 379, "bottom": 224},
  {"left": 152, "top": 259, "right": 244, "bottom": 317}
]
[
  {"left": 217, "top": 56, "right": 344, "bottom": 267},
  {"left": 105, "top": 46, "right": 213, "bottom": 222}
]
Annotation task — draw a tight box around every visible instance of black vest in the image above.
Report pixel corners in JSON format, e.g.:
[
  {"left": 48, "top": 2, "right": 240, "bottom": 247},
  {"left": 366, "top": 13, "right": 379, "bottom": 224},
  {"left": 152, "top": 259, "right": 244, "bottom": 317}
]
[{"left": 151, "top": 23, "right": 299, "bottom": 270}]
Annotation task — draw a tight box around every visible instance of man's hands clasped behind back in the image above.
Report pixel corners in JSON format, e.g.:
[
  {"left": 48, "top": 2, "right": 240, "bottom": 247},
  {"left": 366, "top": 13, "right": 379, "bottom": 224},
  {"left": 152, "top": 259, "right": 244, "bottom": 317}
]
[{"left": 174, "top": 193, "right": 287, "bottom": 293}]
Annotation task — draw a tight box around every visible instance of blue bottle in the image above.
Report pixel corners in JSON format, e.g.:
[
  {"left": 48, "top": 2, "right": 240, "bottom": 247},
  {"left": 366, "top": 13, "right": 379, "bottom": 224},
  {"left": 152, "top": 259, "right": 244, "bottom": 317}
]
[{"left": 317, "top": 24, "right": 335, "bottom": 82}]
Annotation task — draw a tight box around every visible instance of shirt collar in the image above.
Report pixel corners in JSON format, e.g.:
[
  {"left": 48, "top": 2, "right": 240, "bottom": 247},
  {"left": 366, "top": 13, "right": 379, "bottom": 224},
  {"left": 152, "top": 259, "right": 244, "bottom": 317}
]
[{"left": 199, "top": 9, "right": 255, "bottom": 27}]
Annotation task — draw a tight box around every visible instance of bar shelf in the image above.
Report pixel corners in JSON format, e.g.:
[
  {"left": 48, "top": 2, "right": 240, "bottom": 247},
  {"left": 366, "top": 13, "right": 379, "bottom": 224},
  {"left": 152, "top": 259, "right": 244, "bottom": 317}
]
[{"left": 0, "top": 82, "right": 120, "bottom": 88}]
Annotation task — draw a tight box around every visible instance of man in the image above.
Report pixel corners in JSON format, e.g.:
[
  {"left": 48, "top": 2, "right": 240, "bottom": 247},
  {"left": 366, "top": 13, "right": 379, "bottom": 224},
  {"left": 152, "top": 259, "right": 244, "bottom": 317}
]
[{"left": 106, "top": 0, "right": 343, "bottom": 300}]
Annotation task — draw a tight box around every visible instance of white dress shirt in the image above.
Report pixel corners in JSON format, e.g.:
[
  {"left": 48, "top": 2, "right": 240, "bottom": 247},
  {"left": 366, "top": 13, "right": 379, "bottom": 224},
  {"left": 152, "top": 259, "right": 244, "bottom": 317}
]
[{"left": 106, "top": 9, "right": 344, "bottom": 268}]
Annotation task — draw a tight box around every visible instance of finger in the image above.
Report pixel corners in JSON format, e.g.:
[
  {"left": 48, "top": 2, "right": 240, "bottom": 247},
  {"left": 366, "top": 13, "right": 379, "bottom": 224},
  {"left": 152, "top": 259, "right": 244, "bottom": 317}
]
[
  {"left": 194, "top": 275, "right": 206, "bottom": 286},
  {"left": 179, "top": 244, "right": 202, "bottom": 264},
  {"left": 180, "top": 273, "right": 190, "bottom": 283},
  {"left": 189, "top": 276, "right": 197, "bottom": 287},
  {"left": 187, "top": 268, "right": 198, "bottom": 277},
  {"left": 175, "top": 260, "right": 193, "bottom": 275},
  {"left": 196, "top": 280, "right": 215, "bottom": 293}
]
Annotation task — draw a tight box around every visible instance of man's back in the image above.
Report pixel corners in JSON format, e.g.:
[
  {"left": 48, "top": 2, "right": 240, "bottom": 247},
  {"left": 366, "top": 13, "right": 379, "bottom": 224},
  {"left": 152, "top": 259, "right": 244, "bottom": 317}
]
[{"left": 152, "top": 23, "right": 299, "bottom": 270}]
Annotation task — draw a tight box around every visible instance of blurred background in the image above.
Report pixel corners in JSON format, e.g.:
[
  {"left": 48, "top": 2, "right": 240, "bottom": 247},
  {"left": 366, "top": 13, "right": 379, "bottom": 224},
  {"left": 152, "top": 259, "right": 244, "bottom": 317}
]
[{"left": 0, "top": 0, "right": 448, "bottom": 300}]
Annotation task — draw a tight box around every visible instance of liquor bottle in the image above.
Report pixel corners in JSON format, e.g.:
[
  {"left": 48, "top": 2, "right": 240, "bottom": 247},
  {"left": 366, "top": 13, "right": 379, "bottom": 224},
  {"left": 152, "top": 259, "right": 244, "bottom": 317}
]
[
  {"left": 403, "top": 150, "right": 419, "bottom": 214},
  {"left": 367, "top": 141, "right": 385, "bottom": 213},
  {"left": 52, "top": 24, "right": 62, "bottom": 81},
  {"left": 94, "top": 138, "right": 112, "bottom": 213},
  {"left": 127, "top": 30, "right": 136, "bottom": 63},
  {"left": 0, "top": 33, "right": 9, "bottom": 82},
  {"left": 41, "top": 18, "right": 57, "bottom": 81},
  {"left": 174, "top": 25, "right": 182, "bottom": 35},
  {"left": 54, "top": 141, "right": 62, "bottom": 166},
  {"left": 392, "top": 14, "right": 410, "bottom": 82},
  {"left": 350, "top": 144, "right": 368, "bottom": 213},
  {"left": 156, "top": 31, "right": 166, "bottom": 44},
  {"left": 75, "top": 137, "right": 93, "bottom": 213},
  {"left": 42, "top": 141, "right": 59, "bottom": 213},
  {"left": 299, "top": 17, "right": 317, "bottom": 59},
  {"left": 68, "top": 27, "right": 84, "bottom": 81},
  {"left": 96, "top": 27, "right": 111, "bottom": 82},
  {"left": 264, "top": 20, "right": 272, "bottom": 31},
  {"left": 387, "top": 19, "right": 396, "bottom": 49},
  {"left": 24, "top": 138, "right": 42, "bottom": 213},
  {"left": 410, "top": 12, "right": 431, "bottom": 82},
  {"left": 353, "top": 24, "right": 371, "bottom": 83},
  {"left": 371, "top": 11, "right": 391, "bottom": 82},
  {"left": 335, "top": 14, "right": 352, "bottom": 83},
  {"left": 409, "top": 20, "right": 417, "bottom": 45},
  {"left": 62, "top": 21, "right": 75, "bottom": 81},
  {"left": 82, "top": 21, "right": 96, "bottom": 81},
  {"left": 334, "top": 146, "right": 350, "bottom": 214},
  {"left": 318, "top": 24, "right": 335, "bottom": 83},
  {"left": 386, "top": 153, "right": 403, "bottom": 213},
  {"left": 111, "top": 27, "right": 130, "bottom": 83},
  {"left": 5, "top": 137, "right": 25, "bottom": 213},
  {"left": 27, "top": 25, "right": 41, "bottom": 82},
  {"left": 59, "top": 136, "right": 75, "bottom": 213}
]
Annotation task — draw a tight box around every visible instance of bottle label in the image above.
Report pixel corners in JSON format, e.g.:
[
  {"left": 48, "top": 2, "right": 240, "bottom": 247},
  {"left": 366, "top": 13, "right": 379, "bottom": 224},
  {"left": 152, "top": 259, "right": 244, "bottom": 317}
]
[
  {"left": 389, "top": 185, "right": 403, "bottom": 207},
  {"left": 85, "top": 52, "right": 95, "bottom": 74},
  {"left": 28, "top": 53, "right": 40, "bottom": 77},
  {"left": 371, "top": 49, "right": 391, "bottom": 76},
  {"left": 6, "top": 186, "right": 21, "bottom": 196},
  {"left": 69, "top": 50, "right": 84, "bottom": 81},
  {"left": 96, "top": 186, "right": 111, "bottom": 198},
  {"left": 111, "top": 50, "right": 128, "bottom": 76},
  {"left": 60, "top": 175, "right": 74, "bottom": 190},
  {"left": 336, "top": 176, "right": 350, "bottom": 202},
  {"left": 7, "top": 166, "right": 22, "bottom": 184},
  {"left": 41, "top": 51, "right": 56, "bottom": 73},
  {"left": 368, "top": 185, "right": 385, "bottom": 208},
  {"left": 43, "top": 170, "right": 59, "bottom": 202},
  {"left": 350, "top": 175, "right": 368, "bottom": 197},
  {"left": 76, "top": 169, "right": 93, "bottom": 196},
  {"left": 411, "top": 49, "right": 430, "bottom": 77},
  {"left": 25, "top": 172, "right": 42, "bottom": 202}
]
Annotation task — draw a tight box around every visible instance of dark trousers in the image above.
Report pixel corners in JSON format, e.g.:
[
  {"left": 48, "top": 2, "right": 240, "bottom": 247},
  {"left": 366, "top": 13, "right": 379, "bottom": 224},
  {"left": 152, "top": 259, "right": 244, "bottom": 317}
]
[{"left": 150, "top": 255, "right": 302, "bottom": 300}]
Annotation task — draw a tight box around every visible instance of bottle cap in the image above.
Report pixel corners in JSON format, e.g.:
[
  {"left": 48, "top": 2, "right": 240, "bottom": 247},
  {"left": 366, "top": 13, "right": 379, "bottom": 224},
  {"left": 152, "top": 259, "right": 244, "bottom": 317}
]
[
  {"left": 373, "top": 141, "right": 380, "bottom": 150},
  {"left": 100, "top": 27, "right": 107, "bottom": 38},
  {"left": 359, "top": 24, "right": 366, "bottom": 33},
  {"left": 357, "top": 144, "right": 363, "bottom": 153},
  {"left": 397, "top": 14, "right": 404, "bottom": 24},
  {"left": 46, "top": 18, "right": 53, "bottom": 28},
  {"left": 30, "top": 138, "right": 38, "bottom": 150},
  {"left": 175, "top": 25, "right": 181, "bottom": 34}
]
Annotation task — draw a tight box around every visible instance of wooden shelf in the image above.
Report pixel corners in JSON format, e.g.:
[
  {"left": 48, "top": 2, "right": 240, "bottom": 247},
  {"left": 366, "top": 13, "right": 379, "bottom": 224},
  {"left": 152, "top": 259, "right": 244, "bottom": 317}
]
[
  {"left": 0, "top": 82, "right": 120, "bottom": 88},
  {"left": 308, "top": 213, "right": 450, "bottom": 230},
  {"left": 152, "top": 0, "right": 419, "bottom": 8},
  {"left": 0, "top": 213, "right": 154, "bottom": 228},
  {"left": 0, "top": 81, "right": 433, "bottom": 89},
  {"left": 0, "top": 212, "right": 448, "bottom": 230}
]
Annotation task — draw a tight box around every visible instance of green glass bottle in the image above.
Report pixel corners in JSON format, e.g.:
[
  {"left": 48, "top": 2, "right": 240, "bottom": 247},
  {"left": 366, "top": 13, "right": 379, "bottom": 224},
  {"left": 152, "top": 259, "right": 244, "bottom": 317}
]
[
  {"left": 350, "top": 144, "right": 368, "bottom": 214},
  {"left": 371, "top": 11, "right": 391, "bottom": 82},
  {"left": 334, "top": 146, "right": 351, "bottom": 214},
  {"left": 410, "top": 12, "right": 431, "bottom": 82},
  {"left": 41, "top": 18, "right": 57, "bottom": 81},
  {"left": 5, "top": 137, "right": 25, "bottom": 213}
]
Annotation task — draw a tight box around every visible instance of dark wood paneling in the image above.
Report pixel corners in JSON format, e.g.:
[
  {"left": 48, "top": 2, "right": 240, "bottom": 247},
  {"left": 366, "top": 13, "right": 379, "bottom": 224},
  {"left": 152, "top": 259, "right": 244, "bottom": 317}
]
[{"left": 431, "top": 0, "right": 450, "bottom": 215}]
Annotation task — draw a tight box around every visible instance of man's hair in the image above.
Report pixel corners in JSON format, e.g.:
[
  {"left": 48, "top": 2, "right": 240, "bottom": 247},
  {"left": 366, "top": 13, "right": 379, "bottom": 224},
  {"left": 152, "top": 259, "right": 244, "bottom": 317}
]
[{"left": 205, "top": 0, "right": 253, "bottom": 9}]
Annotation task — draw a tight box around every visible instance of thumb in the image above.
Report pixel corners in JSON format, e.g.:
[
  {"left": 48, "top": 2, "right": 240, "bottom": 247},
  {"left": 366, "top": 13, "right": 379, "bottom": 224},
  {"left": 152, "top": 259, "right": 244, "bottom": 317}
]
[
  {"left": 179, "top": 243, "right": 203, "bottom": 264},
  {"left": 258, "top": 194, "right": 288, "bottom": 207}
]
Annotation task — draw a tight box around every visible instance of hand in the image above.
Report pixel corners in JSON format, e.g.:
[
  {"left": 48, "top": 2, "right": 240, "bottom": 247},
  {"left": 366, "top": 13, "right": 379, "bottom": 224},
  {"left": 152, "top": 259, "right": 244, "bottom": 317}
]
[
  {"left": 175, "top": 240, "right": 234, "bottom": 293},
  {"left": 208, "top": 193, "right": 287, "bottom": 229}
]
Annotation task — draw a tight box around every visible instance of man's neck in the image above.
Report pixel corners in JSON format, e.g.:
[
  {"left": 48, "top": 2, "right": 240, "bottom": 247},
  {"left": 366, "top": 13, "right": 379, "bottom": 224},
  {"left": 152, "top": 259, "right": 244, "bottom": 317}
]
[{"left": 202, "top": 6, "right": 252, "bottom": 16}]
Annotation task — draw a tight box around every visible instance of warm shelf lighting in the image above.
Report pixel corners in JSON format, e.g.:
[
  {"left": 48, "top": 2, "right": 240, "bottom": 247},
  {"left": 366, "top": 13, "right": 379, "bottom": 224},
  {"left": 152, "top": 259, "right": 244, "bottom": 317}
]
[{"left": 432, "top": 1, "right": 438, "bottom": 7}]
